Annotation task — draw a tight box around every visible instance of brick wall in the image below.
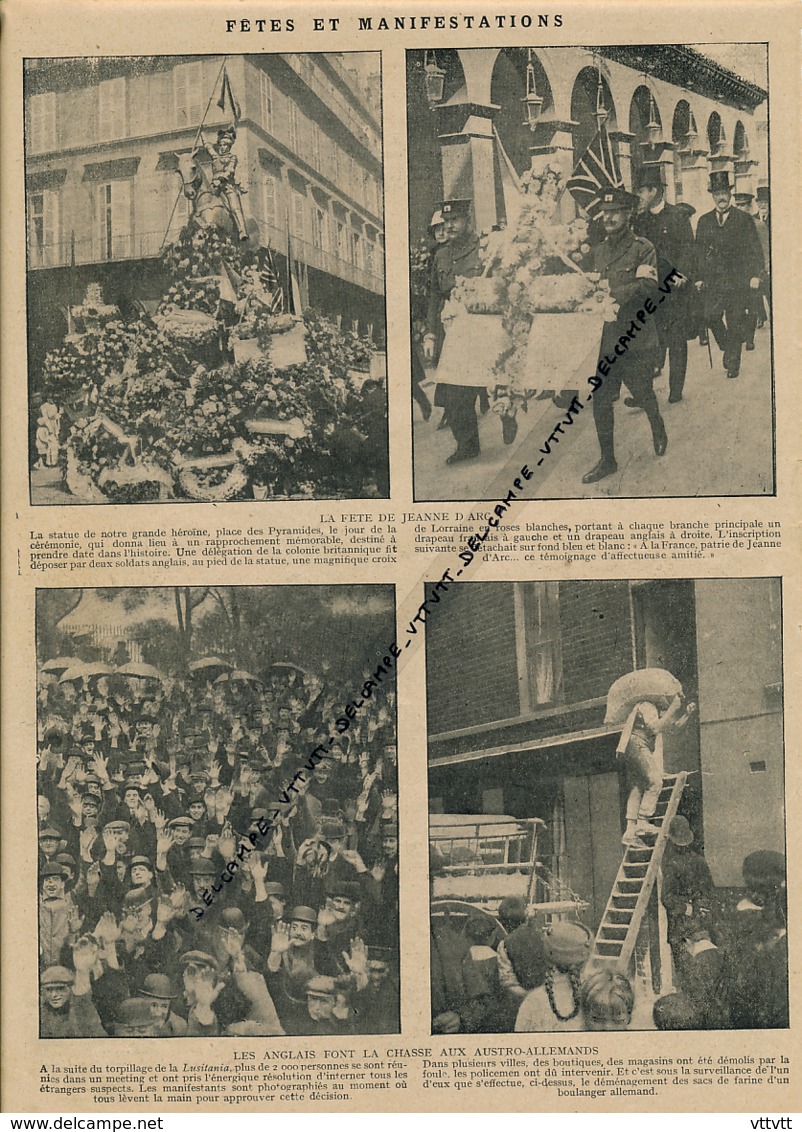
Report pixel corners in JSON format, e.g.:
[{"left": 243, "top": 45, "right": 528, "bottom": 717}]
[
  {"left": 559, "top": 580, "right": 634, "bottom": 703},
  {"left": 426, "top": 583, "right": 519, "bottom": 734}
]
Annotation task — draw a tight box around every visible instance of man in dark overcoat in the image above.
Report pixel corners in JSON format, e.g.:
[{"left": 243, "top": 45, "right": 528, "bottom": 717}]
[
  {"left": 694, "top": 171, "right": 764, "bottom": 379},
  {"left": 633, "top": 167, "right": 696, "bottom": 402}
]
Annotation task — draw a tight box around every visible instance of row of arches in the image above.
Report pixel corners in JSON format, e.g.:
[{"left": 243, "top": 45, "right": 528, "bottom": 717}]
[{"left": 407, "top": 47, "right": 764, "bottom": 238}]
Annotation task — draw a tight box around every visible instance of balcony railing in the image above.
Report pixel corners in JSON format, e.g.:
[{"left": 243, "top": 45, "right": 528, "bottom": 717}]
[
  {"left": 28, "top": 221, "right": 385, "bottom": 297},
  {"left": 255, "top": 219, "right": 385, "bottom": 295}
]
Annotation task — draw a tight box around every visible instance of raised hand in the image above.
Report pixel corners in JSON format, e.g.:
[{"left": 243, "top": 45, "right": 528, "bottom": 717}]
[
  {"left": 85, "top": 860, "right": 102, "bottom": 893},
  {"left": 101, "top": 826, "right": 118, "bottom": 856},
  {"left": 371, "top": 860, "right": 386, "bottom": 883},
  {"left": 217, "top": 824, "right": 236, "bottom": 862},
  {"left": 269, "top": 920, "right": 291, "bottom": 955},
  {"left": 317, "top": 906, "right": 337, "bottom": 931},
  {"left": 156, "top": 827, "right": 174, "bottom": 857},
  {"left": 72, "top": 934, "right": 100, "bottom": 973},
  {"left": 221, "top": 925, "right": 244, "bottom": 959},
  {"left": 193, "top": 967, "right": 224, "bottom": 1009},
  {"left": 93, "top": 911, "right": 120, "bottom": 948},
  {"left": 91, "top": 753, "right": 109, "bottom": 782},
  {"left": 170, "top": 885, "right": 190, "bottom": 917},
  {"left": 155, "top": 894, "right": 175, "bottom": 925}
]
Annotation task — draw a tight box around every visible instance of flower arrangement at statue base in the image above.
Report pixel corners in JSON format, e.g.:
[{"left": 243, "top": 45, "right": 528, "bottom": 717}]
[
  {"left": 439, "top": 166, "right": 619, "bottom": 418},
  {"left": 38, "top": 223, "right": 383, "bottom": 502}
]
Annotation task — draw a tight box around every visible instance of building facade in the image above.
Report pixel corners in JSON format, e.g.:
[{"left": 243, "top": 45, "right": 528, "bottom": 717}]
[
  {"left": 408, "top": 45, "right": 768, "bottom": 239},
  {"left": 25, "top": 52, "right": 385, "bottom": 371},
  {"left": 426, "top": 577, "right": 784, "bottom": 940}
]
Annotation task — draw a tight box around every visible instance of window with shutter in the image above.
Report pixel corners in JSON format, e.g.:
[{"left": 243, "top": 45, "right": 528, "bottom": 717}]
[
  {"left": 263, "top": 173, "right": 278, "bottom": 231},
  {"left": 29, "top": 92, "right": 57, "bottom": 154},
  {"left": 96, "top": 181, "right": 133, "bottom": 260},
  {"left": 98, "top": 77, "right": 127, "bottom": 141},
  {"left": 518, "top": 582, "right": 563, "bottom": 708},
  {"left": 288, "top": 103, "right": 300, "bottom": 151},
  {"left": 291, "top": 187, "right": 307, "bottom": 241},
  {"left": 259, "top": 71, "right": 274, "bottom": 133},
  {"left": 173, "top": 61, "right": 204, "bottom": 129}
]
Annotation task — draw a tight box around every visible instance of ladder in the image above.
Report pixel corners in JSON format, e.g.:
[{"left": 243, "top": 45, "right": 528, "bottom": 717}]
[{"left": 590, "top": 771, "right": 688, "bottom": 972}]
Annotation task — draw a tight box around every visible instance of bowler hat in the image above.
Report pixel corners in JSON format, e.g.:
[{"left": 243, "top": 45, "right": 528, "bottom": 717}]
[
  {"left": 140, "top": 974, "right": 177, "bottom": 1000},
  {"left": 115, "top": 998, "right": 157, "bottom": 1029},
  {"left": 41, "top": 862, "right": 66, "bottom": 879},
  {"left": 320, "top": 817, "right": 345, "bottom": 841},
  {"left": 287, "top": 905, "right": 317, "bottom": 925},
  {"left": 264, "top": 881, "right": 285, "bottom": 897},
  {"left": 122, "top": 887, "right": 152, "bottom": 910},
  {"left": 667, "top": 816, "right": 694, "bottom": 846},
  {"left": 220, "top": 907, "right": 248, "bottom": 932},
  {"left": 189, "top": 857, "right": 218, "bottom": 876}
]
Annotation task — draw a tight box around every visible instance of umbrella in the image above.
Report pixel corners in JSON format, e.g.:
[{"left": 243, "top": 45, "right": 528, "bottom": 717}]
[
  {"left": 215, "top": 670, "right": 261, "bottom": 685},
  {"left": 42, "top": 656, "right": 83, "bottom": 674},
  {"left": 59, "top": 664, "right": 88, "bottom": 683},
  {"left": 116, "top": 662, "right": 164, "bottom": 681},
  {"left": 604, "top": 668, "right": 683, "bottom": 725},
  {"left": 269, "top": 662, "right": 309, "bottom": 677},
  {"left": 189, "top": 657, "right": 233, "bottom": 673}
]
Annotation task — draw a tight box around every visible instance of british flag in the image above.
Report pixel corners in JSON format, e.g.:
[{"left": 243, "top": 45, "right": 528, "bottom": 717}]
[
  {"left": 567, "top": 126, "right": 623, "bottom": 220},
  {"left": 256, "top": 246, "right": 285, "bottom": 314}
]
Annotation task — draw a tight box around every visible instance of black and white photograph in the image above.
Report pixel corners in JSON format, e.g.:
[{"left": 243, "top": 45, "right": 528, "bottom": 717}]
[
  {"left": 25, "top": 53, "right": 388, "bottom": 504},
  {"left": 36, "top": 584, "right": 399, "bottom": 1037},
  {"left": 408, "top": 46, "right": 773, "bottom": 500},
  {"left": 426, "top": 578, "right": 787, "bottom": 1032}
]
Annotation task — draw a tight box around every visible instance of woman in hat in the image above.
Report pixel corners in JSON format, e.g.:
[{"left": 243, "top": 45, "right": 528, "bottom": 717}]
[{"left": 514, "top": 921, "right": 593, "bottom": 1031}]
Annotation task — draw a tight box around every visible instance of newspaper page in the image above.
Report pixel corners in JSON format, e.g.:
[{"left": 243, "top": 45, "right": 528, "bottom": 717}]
[{"left": 1, "top": 0, "right": 799, "bottom": 1118}]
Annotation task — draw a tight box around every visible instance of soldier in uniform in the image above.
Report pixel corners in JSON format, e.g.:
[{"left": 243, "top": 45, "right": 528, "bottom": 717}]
[
  {"left": 633, "top": 167, "right": 696, "bottom": 402},
  {"left": 582, "top": 187, "right": 667, "bottom": 485},
  {"left": 694, "top": 171, "right": 764, "bottom": 379},
  {"left": 423, "top": 199, "right": 484, "bottom": 464}
]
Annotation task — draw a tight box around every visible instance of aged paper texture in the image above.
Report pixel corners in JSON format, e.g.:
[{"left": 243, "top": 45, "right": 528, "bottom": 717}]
[{"left": 1, "top": 0, "right": 800, "bottom": 1115}]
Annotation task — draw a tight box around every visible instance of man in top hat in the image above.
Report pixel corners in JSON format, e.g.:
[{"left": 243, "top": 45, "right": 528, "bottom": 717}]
[
  {"left": 694, "top": 170, "right": 764, "bottom": 378},
  {"left": 754, "top": 185, "right": 771, "bottom": 329},
  {"left": 423, "top": 198, "right": 486, "bottom": 464},
  {"left": 581, "top": 186, "right": 668, "bottom": 483},
  {"left": 633, "top": 166, "right": 696, "bottom": 402}
]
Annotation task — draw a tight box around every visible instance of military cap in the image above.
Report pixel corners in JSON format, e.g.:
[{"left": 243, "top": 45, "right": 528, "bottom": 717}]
[
  {"left": 287, "top": 905, "right": 317, "bottom": 926},
  {"left": 438, "top": 198, "right": 472, "bottom": 218},
  {"left": 599, "top": 187, "right": 638, "bottom": 211},
  {"left": 140, "top": 974, "right": 177, "bottom": 1000},
  {"left": 708, "top": 170, "right": 733, "bottom": 194},
  {"left": 42, "top": 966, "right": 74, "bottom": 987}
]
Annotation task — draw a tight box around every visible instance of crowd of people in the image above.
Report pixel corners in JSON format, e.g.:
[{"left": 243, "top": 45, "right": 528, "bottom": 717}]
[
  {"left": 37, "top": 655, "right": 399, "bottom": 1037},
  {"left": 412, "top": 170, "right": 770, "bottom": 482},
  {"left": 430, "top": 824, "right": 787, "bottom": 1033}
]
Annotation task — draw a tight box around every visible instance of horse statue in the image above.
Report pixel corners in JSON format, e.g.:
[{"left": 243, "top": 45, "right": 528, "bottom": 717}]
[{"left": 175, "top": 127, "right": 249, "bottom": 240}]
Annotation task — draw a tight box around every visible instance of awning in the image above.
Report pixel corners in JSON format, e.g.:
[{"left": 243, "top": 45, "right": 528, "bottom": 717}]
[{"left": 429, "top": 722, "right": 622, "bottom": 769}]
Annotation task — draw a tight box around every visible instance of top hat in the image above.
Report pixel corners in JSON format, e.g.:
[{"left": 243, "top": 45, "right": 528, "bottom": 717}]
[
  {"left": 734, "top": 191, "right": 754, "bottom": 207},
  {"left": 634, "top": 166, "right": 665, "bottom": 192},
  {"left": 756, "top": 185, "right": 769, "bottom": 204},
  {"left": 708, "top": 171, "right": 733, "bottom": 194}
]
